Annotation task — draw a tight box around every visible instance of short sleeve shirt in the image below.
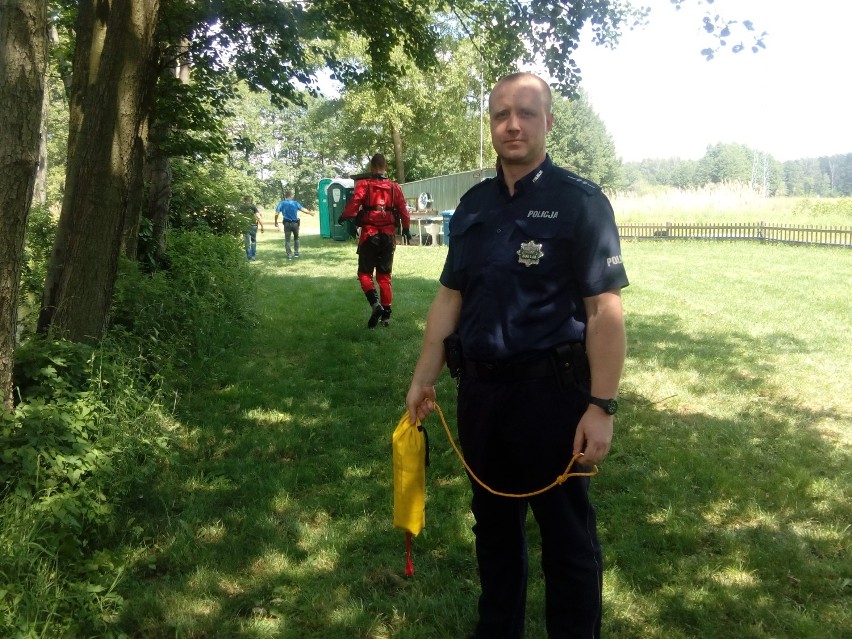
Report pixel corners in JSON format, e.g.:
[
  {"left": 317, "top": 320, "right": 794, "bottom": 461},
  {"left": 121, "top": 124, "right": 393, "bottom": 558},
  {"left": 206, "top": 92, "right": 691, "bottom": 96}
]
[
  {"left": 278, "top": 199, "right": 304, "bottom": 221},
  {"left": 241, "top": 203, "right": 259, "bottom": 230},
  {"left": 440, "top": 155, "right": 629, "bottom": 361}
]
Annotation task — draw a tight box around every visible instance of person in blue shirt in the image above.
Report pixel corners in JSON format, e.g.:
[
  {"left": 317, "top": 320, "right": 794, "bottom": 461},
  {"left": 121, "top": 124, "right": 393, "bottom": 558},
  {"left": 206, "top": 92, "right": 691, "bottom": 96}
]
[
  {"left": 405, "top": 72, "right": 628, "bottom": 639},
  {"left": 274, "top": 192, "right": 315, "bottom": 260}
]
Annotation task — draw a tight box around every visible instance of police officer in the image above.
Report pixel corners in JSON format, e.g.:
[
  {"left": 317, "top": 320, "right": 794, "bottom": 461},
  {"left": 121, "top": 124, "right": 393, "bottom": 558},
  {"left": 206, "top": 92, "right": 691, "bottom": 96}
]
[{"left": 405, "top": 72, "right": 628, "bottom": 638}]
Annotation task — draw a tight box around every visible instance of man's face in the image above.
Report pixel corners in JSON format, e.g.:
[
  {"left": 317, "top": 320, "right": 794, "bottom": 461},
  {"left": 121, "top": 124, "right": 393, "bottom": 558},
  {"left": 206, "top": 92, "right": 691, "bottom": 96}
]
[{"left": 489, "top": 76, "right": 553, "bottom": 168}]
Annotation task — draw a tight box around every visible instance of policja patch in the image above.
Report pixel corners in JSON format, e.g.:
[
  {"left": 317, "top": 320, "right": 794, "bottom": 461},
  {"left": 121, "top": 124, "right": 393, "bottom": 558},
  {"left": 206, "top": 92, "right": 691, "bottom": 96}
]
[{"left": 517, "top": 240, "right": 544, "bottom": 267}]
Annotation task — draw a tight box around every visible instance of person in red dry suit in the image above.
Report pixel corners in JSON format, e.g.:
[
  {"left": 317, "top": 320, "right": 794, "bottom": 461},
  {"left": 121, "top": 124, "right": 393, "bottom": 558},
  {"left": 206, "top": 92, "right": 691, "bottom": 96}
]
[{"left": 339, "top": 153, "right": 412, "bottom": 328}]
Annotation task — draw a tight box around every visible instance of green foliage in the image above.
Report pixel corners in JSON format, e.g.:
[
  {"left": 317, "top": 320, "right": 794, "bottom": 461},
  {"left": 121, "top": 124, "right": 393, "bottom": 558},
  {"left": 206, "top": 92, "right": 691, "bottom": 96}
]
[
  {"left": 44, "top": 80, "right": 70, "bottom": 207},
  {"left": 307, "top": 36, "right": 493, "bottom": 183},
  {"left": 790, "top": 196, "right": 852, "bottom": 220},
  {"left": 626, "top": 158, "right": 701, "bottom": 191},
  {"left": 111, "top": 229, "right": 255, "bottom": 375},
  {"left": 549, "top": 91, "right": 622, "bottom": 190},
  {"left": 444, "top": 0, "right": 644, "bottom": 94},
  {"left": 17, "top": 205, "right": 57, "bottom": 338},
  {"left": 696, "top": 142, "right": 754, "bottom": 185},
  {"left": 156, "top": 66, "right": 235, "bottom": 159},
  {"left": 169, "top": 158, "right": 259, "bottom": 235},
  {"left": 624, "top": 151, "right": 852, "bottom": 198},
  {"left": 221, "top": 83, "right": 329, "bottom": 207},
  {"left": 2, "top": 230, "right": 255, "bottom": 637},
  {"left": 783, "top": 155, "right": 852, "bottom": 197},
  {"left": 2, "top": 336, "right": 168, "bottom": 637},
  {"left": 19, "top": 205, "right": 56, "bottom": 307}
]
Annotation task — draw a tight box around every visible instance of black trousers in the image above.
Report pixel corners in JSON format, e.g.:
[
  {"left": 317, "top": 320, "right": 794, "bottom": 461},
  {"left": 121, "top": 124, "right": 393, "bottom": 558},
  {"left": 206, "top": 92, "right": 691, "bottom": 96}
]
[
  {"left": 457, "top": 374, "right": 603, "bottom": 639},
  {"left": 356, "top": 231, "right": 396, "bottom": 275}
]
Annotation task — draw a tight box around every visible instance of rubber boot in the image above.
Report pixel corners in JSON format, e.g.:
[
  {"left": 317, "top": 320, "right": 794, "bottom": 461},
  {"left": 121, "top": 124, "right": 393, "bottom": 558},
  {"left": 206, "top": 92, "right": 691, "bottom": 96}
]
[
  {"left": 380, "top": 306, "right": 391, "bottom": 327},
  {"left": 365, "top": 290, "right": 383, "bottom": 328}
]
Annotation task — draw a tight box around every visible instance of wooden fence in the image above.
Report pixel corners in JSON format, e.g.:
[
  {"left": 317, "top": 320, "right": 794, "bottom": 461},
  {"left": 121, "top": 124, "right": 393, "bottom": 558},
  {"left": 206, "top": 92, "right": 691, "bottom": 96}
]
[{"left": 617, "top": 222, "right": 852, "bottom": 247}]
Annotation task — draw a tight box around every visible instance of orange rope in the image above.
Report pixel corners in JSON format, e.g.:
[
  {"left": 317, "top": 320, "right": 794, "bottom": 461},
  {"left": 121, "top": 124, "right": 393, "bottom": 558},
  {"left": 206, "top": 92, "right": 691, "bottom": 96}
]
[{"left": 432, "top": 402, "right": 597, "bottom": 499}]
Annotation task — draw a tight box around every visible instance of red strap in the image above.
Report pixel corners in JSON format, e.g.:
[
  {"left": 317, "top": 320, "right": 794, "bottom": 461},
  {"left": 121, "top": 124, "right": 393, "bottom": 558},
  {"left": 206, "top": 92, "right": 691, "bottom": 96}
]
[{"left": 405, "top": 531, "right": 415, "bottom": 576}]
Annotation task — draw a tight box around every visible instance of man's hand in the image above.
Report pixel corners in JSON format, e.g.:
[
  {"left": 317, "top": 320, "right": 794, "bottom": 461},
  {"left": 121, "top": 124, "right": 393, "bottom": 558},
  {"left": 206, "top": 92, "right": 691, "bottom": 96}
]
[
  {"left": 406, "top": 384, "right": 437, "bottom": 424},
  {"left": 572, "top": 407, "right": 613, "bottom": 465}
]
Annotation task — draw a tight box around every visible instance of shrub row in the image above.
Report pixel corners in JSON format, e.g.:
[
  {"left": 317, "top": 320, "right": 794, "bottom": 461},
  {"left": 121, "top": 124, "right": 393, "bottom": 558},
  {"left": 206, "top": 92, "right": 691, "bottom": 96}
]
[{"left": 1, "top": 229, "right": 254, "bottom": 637}]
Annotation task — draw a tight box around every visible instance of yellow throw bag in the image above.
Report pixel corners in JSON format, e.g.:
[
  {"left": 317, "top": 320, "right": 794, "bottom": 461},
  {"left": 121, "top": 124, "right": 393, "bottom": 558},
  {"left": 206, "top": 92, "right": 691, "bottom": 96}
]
[{"left": 392, "top": 410, "right": 427, "bottom": 537}]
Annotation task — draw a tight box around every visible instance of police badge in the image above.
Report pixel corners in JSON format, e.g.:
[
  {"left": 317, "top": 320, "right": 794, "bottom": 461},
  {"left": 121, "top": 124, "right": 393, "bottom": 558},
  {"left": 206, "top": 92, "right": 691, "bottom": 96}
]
[{"left": 517, "top": 240, "right": 544, "bottom": 267}]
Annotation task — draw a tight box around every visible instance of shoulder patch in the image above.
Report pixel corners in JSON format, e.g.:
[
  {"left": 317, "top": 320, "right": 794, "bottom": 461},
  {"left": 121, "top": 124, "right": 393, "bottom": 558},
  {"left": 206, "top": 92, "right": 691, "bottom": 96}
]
[
  {"left": 459, "top": 176, "right": 496, "bottom": 203},
  {"left": 552, "top": 167, "right": 601, "bottom": 196}
]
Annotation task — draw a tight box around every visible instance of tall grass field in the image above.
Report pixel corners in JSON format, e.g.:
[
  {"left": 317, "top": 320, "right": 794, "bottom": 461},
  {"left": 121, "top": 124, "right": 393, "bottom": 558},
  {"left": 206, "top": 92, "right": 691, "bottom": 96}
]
[{"left": 113, "top": 214, "right": 850, "bottom": 638}]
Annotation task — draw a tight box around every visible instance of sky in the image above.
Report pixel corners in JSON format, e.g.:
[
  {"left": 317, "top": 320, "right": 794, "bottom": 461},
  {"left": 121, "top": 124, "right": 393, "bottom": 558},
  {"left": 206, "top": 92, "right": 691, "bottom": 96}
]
[{"left": 570, "top": 0, "right": 852, "bottom": 162}]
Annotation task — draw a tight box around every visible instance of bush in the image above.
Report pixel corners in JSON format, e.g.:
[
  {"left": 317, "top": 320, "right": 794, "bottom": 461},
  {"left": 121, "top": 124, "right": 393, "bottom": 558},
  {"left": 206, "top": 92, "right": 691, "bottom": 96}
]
[
  {"left": 169, "top": 158, "right": 259, "bottom": 236},
  {"left": 2, "top": 229, "right": 254, "bottom": 636},
  {"left": 791, "top": 196, "right": 852, "bottom": 221},
  {"left": 3, "top": 337, "right": 169, "bottom": 637},
  {"left": 111, "top": 229, "right": 255, "bottom": 376}
]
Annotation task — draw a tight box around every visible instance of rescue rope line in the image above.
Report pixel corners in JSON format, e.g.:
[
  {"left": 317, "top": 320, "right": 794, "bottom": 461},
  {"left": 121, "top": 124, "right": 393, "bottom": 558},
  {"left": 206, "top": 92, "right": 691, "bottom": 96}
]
[{"left": 432, "top": 402, "right": 598, "bottom": 498}]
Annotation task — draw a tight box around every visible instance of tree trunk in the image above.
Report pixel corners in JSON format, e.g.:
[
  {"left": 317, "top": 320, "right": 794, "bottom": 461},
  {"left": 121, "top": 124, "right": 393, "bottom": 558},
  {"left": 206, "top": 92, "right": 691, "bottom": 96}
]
[
  {"left": 38, "top": 0, "right": 161, "bottom": 342},
  {"left": 122, "top": 128, "right": 147, "bottom": 261},
  {"left": 144, "top": 40, "right": 190, "bottom": 265},
  {"left": 0, "top": 0, "right": 48, "bottom": 410},
  {"left": 144, "top": 125, "right": 172, "bottom": 264},
  {"left": 391, "top": 122, "right": 405, "bottom": 183}
]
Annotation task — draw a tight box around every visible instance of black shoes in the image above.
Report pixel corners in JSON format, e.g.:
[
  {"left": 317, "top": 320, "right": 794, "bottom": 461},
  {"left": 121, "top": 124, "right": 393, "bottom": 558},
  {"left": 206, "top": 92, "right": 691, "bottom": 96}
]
[{"left": 368, "top": 303, "right": 384, "bottom": 328}]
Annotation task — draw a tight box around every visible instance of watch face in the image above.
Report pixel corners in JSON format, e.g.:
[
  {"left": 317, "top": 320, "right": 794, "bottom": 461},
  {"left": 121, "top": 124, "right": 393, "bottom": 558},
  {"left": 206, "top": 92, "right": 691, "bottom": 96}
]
[{"left": 591, "top": 397, "right": 618, "bottom": 415}]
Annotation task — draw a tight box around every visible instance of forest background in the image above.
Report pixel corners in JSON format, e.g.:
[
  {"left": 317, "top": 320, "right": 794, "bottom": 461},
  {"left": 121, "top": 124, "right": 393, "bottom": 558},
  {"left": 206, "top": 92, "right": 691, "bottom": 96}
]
[{"left": 1, "top": 1, "right": 849, "bottom": 636}]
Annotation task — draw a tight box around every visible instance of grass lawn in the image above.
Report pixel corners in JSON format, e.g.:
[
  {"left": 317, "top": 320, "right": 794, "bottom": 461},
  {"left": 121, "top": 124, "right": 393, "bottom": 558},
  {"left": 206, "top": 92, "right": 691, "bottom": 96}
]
[{"left": 116, "top": 229, "right": 851, "bottom": 638}]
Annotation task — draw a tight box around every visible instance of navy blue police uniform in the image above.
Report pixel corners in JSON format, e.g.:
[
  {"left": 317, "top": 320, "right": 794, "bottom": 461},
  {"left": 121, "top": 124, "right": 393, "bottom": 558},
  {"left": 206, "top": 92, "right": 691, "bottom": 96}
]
[{"left": 440, "top": 154, "right": 629, "bottom": 639}]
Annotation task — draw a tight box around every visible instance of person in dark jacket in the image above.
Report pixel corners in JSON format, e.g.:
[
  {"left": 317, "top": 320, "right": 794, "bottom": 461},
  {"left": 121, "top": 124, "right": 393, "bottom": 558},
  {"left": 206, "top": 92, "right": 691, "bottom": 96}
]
[{"left": 405, "top": 72, "right": 628, "bottom": 639}]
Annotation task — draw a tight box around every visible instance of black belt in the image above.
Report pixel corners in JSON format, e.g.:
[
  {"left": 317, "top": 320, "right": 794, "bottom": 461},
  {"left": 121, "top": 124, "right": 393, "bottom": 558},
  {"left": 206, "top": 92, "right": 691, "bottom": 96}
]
[{"left": 462, "top": 356, "right": 555, "bottom": 382}]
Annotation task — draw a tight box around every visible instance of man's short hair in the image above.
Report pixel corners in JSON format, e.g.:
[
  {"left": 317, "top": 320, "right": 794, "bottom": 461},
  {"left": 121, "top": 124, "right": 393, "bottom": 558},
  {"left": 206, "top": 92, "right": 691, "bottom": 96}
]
[
  {"left": 489, "top": 72, "right": 553, "bottom": 114},
  {"left": 370, "top": 153, "right": 388, "bottom": 172}
]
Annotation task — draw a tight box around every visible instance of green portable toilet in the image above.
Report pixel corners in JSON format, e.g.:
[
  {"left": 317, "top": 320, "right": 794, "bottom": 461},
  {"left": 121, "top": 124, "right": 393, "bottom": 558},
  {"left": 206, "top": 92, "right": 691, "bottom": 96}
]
[
  {"left": 317, "top": 178, "right": 333, "bottom": 238},
  {"left": 327, "top": 179, "right": 355, "bottom": 241}
]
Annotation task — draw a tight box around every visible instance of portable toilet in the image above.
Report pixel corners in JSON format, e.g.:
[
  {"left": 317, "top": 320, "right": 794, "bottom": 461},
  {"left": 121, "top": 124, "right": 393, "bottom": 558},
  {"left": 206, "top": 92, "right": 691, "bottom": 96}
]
[
  {"left": 317, "top": 178, "right": 333, "bottom": 238},
  {"left": 327, "top": 179, "right": 355, "bottom": 241}
]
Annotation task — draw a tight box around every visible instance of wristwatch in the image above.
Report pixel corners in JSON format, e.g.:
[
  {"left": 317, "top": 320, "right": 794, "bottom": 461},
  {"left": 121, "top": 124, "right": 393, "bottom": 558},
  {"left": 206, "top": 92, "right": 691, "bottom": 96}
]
[{"left": 589, "top": 396, "right": 618, "bottom": 415}]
